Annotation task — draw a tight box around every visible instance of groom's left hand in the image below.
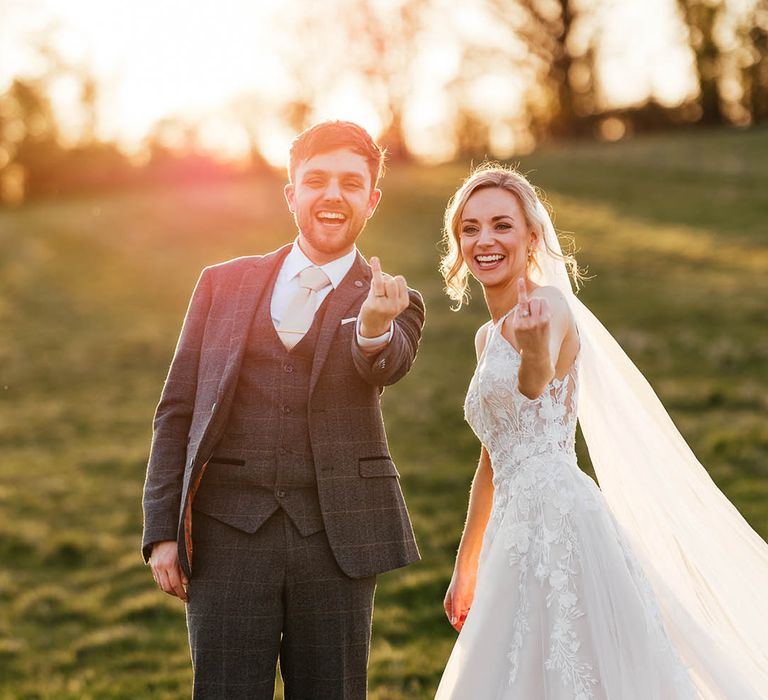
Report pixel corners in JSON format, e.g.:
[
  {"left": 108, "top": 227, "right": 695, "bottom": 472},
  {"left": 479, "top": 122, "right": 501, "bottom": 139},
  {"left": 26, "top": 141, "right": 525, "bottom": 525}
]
[{"left": 359, "top": 256, "right": 409, "bottom": 338}]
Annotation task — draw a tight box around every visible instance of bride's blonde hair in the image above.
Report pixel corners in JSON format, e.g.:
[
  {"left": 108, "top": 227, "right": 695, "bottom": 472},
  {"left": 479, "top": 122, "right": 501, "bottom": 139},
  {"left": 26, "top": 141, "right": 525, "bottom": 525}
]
[{"left": 439, "top": 162, "right": 581, "bottom": 309}]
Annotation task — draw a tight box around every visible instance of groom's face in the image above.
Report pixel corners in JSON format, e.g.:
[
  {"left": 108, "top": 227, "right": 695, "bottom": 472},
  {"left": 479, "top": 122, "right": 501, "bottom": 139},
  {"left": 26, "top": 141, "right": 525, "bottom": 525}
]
[{"left": 284, "top": 148, "right": 382, "bottom": 264}]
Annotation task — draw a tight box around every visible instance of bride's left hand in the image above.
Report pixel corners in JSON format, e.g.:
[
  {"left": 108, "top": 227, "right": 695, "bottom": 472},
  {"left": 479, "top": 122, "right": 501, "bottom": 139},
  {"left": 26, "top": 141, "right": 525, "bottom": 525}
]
[{"left": 513, "top": 277, "right": 551, "bottom": 358}]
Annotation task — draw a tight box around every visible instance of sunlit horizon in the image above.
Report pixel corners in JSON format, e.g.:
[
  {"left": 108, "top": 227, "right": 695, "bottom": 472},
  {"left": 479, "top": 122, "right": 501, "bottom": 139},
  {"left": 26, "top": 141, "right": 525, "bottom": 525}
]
[{"left": 0, "top": 0, "right": 699, "bottom": 166}]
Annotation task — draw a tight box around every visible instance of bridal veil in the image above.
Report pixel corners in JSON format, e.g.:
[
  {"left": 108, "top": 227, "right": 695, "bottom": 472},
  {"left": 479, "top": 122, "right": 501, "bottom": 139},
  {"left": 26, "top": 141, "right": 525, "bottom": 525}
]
[{"left": 533, "top": 200, "right": 768, "bottom": 699}]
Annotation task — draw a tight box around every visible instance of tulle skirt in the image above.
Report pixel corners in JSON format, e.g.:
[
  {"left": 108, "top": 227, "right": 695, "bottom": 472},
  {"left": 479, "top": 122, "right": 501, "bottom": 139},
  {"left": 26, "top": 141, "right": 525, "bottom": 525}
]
[{"left": 435, "top": 457, "right": 699, "bottom": 700}]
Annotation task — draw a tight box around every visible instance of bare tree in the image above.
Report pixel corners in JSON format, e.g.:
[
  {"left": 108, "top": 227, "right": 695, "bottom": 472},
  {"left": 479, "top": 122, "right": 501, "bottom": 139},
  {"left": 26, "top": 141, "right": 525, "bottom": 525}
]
[
  {"left": 676, "top": 0, "right": 727, "bottom": 124},
  {"left": 483, "top": 0, "right": 602, "bottom": 139},
  {"left": 0, "top": 78, "right": 62, "bottom": 200},
  {"left": 272, "top": 0, "right": 433, "bottom": 159},
  {"left": 344, "top": 0, "right": 432, "bottom": 159},
  {"left": 743, "top": 0, "right": 768, "bottom": 122}
]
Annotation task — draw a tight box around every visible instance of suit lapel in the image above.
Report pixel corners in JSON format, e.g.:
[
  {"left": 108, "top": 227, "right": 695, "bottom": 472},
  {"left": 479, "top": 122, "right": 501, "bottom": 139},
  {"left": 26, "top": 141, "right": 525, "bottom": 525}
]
[
  {"left": 309, "top": 251, "right": 371, "bottom": 396},
  {"left": 218, "top": 244, "right": 292, "bottom": 399}
]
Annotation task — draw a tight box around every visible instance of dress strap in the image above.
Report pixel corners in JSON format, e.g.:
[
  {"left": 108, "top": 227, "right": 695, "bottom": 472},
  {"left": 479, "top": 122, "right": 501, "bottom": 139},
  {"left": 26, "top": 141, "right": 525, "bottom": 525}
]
[{"left": 492, "top": 304, "right": 518, "bottom": 330}]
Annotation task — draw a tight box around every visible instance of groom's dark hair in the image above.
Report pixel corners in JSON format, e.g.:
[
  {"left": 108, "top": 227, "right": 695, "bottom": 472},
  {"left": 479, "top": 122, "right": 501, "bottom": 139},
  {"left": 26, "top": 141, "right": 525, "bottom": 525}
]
[{"left": 288, "top": 121, "right": 386, "bottom": 190}]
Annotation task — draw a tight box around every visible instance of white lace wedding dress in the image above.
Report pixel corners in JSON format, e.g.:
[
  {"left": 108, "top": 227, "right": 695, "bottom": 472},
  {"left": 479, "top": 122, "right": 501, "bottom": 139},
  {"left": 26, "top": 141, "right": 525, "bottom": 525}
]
[{"left": 435, "top": 309, "right": 698, "bottom": 700}]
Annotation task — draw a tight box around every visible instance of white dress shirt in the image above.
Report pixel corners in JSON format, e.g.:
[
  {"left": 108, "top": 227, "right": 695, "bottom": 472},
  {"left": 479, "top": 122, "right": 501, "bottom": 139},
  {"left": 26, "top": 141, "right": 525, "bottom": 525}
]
[{"left": 270, "top": 239, "right": 392, "bottom": 349}]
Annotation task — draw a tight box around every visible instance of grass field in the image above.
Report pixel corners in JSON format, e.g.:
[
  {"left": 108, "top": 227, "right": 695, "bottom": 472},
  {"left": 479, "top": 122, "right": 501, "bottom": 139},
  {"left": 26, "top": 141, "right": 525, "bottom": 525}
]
[{"left": 1, "top": 127, "right": 767, "bottom": 699}]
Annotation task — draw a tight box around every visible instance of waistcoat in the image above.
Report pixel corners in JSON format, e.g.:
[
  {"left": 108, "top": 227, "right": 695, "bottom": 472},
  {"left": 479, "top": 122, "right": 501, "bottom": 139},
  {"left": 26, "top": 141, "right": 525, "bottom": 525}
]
[{"left": 193, "top": 269, "right": 330, "bottom": 536}]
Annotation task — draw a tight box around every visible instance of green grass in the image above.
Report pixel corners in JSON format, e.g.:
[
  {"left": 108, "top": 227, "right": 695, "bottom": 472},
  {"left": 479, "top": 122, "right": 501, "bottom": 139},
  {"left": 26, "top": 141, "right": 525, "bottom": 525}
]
[{"left": 1, "top": 127, "right": 767, "bottom": 698}]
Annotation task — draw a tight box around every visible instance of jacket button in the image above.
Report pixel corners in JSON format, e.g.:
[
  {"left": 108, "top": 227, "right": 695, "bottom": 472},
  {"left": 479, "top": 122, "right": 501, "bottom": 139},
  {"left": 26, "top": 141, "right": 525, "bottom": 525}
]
[
  {"left": 278, "top": 447, "right": 286, "bottom": 455},
  {"left": 282, "top": 405, "right": 291, "bottom": 414},
  {"left": 276, "top": 489, "right": 286, "bottom": 498},
  {"left": 283, "top": 363, "right": 294, "bottom": 373}
]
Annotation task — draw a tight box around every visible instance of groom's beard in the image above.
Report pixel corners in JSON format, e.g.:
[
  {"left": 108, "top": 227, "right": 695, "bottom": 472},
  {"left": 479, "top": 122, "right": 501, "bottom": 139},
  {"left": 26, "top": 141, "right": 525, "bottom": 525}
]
[{"left": 294, "top": 209, "right": 369, "bottom": 258}]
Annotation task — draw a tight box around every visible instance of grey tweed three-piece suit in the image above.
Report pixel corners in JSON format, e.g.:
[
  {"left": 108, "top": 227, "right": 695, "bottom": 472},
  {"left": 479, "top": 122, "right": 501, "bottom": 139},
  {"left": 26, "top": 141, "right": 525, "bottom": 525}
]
[{"left": 141, "top": 243, "right": 425, "bottom": 698}]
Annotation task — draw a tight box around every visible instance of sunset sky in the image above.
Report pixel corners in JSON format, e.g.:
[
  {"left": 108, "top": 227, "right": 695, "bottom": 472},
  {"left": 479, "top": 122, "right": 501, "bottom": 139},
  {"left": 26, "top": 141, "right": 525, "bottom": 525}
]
[{"left": 0, "top": 0, "right": 699, "bottom": 164}]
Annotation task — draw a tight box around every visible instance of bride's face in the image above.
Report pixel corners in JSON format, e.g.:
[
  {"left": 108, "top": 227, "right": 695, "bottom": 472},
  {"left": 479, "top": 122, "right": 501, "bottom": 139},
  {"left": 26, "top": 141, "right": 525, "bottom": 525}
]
[{"left": 459, "top": 187, "right": 534, "bottom": 290}]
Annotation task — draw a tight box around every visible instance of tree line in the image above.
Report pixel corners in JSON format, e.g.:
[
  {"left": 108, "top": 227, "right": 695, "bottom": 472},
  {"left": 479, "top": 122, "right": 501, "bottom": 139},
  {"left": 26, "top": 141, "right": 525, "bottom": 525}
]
[{"left": 1, "top": 0, "right": 766, "bottom": 203}]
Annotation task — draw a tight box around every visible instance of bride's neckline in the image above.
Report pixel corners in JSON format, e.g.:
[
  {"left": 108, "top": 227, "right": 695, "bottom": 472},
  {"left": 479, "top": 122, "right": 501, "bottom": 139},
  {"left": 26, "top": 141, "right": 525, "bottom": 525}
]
[
  {"left": 490, "top": 303, "right": 518, "bottom": 329},
  {"left": 485, "top": 305, "right": 523, "bottom": 358}
]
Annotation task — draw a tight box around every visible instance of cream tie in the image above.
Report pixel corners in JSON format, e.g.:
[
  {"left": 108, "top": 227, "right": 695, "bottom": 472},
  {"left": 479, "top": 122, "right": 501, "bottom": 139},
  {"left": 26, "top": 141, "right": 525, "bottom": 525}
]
[{"left": 277, "top": 266, "right": 332, "bottom": 350}]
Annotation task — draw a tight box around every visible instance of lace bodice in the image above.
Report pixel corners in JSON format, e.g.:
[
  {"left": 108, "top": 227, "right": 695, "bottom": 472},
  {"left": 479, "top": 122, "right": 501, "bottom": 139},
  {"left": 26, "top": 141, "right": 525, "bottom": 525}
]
[{"left": 464, "top": 308, "right": 579, "bottom": 481}]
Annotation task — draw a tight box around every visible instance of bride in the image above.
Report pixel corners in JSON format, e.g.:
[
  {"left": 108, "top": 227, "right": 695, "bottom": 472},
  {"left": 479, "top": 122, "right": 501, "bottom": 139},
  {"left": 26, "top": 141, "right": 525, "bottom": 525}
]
[{"left": 434, "top": 164, "right": 768, "bottom": 699}]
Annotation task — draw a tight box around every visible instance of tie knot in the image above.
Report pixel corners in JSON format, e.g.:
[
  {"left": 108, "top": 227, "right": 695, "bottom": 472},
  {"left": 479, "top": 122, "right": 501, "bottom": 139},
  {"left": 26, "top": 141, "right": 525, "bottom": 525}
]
[{"left": 299, "top": 266, "right": 331, "bottom": 292}]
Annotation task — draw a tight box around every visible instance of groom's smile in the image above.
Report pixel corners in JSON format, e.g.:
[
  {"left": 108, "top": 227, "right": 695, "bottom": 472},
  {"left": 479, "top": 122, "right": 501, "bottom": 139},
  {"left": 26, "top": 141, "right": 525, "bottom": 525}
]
[{"left": 315, "top": 208, "right": 349, "bottom": 227}]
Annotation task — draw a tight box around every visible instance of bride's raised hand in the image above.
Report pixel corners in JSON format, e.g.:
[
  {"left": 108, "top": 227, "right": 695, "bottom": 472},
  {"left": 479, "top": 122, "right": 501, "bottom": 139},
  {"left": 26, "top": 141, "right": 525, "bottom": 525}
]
[
  {"left": 444, "top": 569, "right": 477, "bottom": 632},
  {"left": 512, "top": 277, "right": 550, "bottom": 357}
]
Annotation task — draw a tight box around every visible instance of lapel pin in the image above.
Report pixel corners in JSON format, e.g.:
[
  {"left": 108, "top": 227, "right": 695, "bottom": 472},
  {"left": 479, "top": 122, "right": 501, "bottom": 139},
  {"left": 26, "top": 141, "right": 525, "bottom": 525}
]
[{"left": 354, "top": 280, "right": 364, "bottom": 288}]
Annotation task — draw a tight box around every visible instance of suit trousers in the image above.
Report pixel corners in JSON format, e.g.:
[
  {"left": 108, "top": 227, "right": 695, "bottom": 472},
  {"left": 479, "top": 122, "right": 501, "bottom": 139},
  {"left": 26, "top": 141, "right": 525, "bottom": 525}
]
[{"left": 186, "top": 508, "right": 377, "bottom": 700}]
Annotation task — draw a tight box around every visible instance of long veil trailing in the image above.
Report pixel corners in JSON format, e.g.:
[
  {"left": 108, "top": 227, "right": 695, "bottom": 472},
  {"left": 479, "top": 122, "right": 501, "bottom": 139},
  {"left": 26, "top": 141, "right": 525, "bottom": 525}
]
[{"left": 532, "top": 201, "right": 768, "bottom": 698}]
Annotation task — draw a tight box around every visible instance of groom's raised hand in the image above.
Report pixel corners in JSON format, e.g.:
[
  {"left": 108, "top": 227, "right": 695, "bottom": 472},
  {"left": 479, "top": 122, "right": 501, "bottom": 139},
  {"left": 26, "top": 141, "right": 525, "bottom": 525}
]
[{"left": 358, "top": 256, "right": 409, "bottom": 338}]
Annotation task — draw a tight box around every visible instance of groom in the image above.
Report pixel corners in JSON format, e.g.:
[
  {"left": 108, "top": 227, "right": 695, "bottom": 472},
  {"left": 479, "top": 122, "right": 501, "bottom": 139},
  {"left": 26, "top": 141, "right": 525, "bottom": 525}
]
[{"left": 141, "top": 120, "right": 424, "bottom": 698}]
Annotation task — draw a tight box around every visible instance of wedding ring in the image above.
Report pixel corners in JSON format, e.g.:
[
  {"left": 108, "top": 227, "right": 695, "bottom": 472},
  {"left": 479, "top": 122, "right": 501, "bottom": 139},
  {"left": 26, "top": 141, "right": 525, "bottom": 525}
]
[
  {"left": 521, "top": 309, "right": 530, "bottom": 317},
  {"left": 375, "top": 292, "right": 387, "bottom": 298}
]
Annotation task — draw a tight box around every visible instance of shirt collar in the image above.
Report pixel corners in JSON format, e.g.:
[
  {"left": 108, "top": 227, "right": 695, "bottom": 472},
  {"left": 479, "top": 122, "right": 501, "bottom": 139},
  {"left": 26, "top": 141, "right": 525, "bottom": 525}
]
[{"left": 282, "top": 237, "right": 358, "bottom": 289}]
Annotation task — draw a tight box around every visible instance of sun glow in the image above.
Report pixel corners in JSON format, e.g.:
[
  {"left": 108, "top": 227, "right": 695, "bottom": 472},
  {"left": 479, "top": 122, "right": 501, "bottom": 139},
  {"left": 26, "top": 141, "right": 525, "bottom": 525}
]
[
  {"left": 1, "top": 0, "right": 317, "bottom": 163},
  {"left": 0, "top": 0, "right": 699, "bottom": 166}
]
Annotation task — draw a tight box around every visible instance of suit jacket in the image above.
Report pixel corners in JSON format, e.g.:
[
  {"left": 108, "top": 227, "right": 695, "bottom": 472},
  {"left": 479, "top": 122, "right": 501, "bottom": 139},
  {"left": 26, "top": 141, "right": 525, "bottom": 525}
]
[{"left": 141, "top": 244, "right": 425, "bottom": 579}]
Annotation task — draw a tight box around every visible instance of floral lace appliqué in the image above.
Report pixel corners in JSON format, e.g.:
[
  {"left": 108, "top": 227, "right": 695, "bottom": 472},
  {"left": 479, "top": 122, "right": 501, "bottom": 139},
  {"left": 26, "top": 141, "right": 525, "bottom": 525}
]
[
  {"left": 465, "top": 317, "right": 601, "bottom": 697},
  {"left": 459, "top": 312, "right": 697, "bottom": 700}
]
